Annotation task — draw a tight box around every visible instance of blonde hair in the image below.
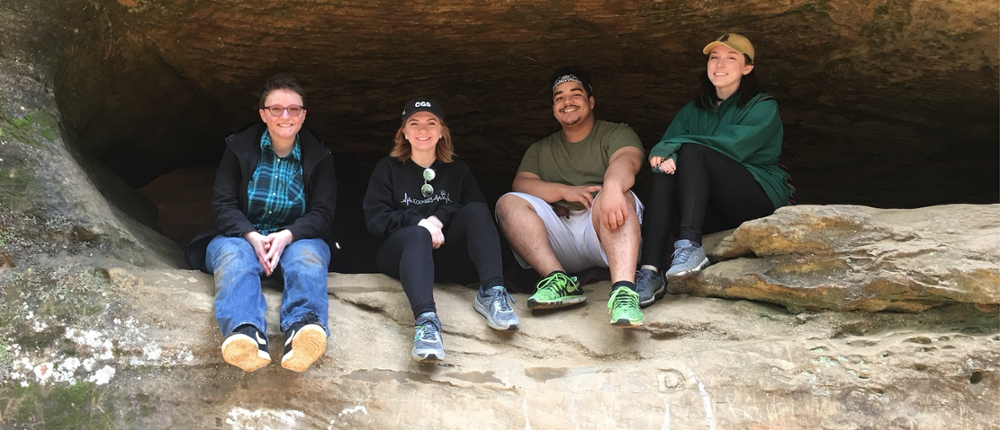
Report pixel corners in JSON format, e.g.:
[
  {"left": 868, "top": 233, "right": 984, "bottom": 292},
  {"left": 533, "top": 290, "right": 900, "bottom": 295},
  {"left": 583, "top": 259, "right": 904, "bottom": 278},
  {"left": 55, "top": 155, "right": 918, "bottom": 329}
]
[{"left": 390, "top": 123, "right": 454, "bottom": 163}]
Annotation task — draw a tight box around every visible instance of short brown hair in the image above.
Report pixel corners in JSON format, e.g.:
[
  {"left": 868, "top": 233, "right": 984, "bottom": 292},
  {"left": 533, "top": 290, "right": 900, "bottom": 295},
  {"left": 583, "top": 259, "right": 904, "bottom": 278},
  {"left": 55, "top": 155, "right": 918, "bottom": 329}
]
[
  {"left": 390, "top": 124, "right": 454, "bottom": 163},
  {"left": 259, "top": 74, "right": 305, "bottom": 109}
]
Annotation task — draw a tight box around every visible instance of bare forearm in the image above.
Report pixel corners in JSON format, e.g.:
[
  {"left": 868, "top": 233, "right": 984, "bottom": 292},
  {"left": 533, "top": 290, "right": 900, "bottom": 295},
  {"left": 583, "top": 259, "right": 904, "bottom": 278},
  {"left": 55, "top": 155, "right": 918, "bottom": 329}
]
[
  {"left": 512, "top": 176, "right": 569, "bottom": 203},
  {"left": 603, "top": 157, "right": 640, "bottom": 194}
]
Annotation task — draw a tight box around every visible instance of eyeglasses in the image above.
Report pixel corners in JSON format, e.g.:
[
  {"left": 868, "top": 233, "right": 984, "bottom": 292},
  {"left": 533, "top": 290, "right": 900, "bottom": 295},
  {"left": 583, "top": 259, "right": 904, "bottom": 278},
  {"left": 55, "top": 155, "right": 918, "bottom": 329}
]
[
  {"left": 421, "top": 168, "right": 436, "bottom": 198},
  {"left": 264, "top": 105, "right": 304, "bottom": 117}
]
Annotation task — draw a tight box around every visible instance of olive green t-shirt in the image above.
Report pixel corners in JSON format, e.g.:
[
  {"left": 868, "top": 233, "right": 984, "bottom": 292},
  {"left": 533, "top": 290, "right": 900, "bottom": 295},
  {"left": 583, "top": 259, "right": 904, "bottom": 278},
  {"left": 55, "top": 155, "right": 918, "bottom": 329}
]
[{"left": 517, "top": 120, "right": 643, "bottom": 210}]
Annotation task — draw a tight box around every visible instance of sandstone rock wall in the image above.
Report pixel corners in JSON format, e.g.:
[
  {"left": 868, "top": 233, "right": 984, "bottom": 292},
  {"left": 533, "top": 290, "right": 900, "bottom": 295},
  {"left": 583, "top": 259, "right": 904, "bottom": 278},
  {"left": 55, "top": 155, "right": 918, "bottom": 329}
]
[
  {"left": 685, "top": 204, "right": 1000, "bottom": 312},
  {"left": 0, "top": 1, "right": 997, "bottom": 428}
]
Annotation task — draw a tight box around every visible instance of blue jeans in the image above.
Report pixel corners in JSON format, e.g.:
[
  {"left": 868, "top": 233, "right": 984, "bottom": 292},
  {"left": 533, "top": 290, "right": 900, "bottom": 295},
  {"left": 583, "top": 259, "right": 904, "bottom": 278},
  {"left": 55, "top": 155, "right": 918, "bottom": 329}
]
[{"left": 206, "top": 235, "right": 330, "bottom": 339}]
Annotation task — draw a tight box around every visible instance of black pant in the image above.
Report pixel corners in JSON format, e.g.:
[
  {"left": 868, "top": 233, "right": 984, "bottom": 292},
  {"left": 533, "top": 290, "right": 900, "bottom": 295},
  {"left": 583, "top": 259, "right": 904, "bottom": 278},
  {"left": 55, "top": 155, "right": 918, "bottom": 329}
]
[
  {"left": 640, "top": 144, "right": 775, "bottom": 267},
  {"left": 375, "top": 202, "right": 505, "bottom": 319}
]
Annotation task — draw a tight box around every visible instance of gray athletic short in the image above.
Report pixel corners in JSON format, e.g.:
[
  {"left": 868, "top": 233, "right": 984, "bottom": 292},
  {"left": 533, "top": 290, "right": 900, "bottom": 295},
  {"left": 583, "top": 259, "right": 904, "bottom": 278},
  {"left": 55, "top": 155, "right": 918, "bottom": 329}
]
[{"left": 500, "top": 190, "right": 643, "bottom": 273}]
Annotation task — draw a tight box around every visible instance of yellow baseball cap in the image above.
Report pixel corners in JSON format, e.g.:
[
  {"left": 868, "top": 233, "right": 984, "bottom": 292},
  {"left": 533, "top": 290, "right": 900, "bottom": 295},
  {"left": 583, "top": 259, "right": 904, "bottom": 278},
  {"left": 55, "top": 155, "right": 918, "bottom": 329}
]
[{"left": 702, "top": 33, "right": 755, "bottom": 62}]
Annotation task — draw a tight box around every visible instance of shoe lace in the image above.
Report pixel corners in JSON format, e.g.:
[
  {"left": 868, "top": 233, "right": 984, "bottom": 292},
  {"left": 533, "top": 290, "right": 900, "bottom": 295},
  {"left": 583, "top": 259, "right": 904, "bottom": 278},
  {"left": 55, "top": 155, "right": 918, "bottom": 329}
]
[
  {"left": 415, "top": 314, "right": 441, "bottom": 341},
  {"left": 607, "top": 287, "right": 639, "bottom": 313},
  {"left": 536, "top": 273, "right": 570, "bottom": 295},
  {"left": 637, "top": 269, "right": 657, "bottom": 285},
  {"left": 491, "top": 287, "right": 515, "bottom": 312},
  {"left": 415, "top": 323, "right": 440, "bottom": 342},
  {"left": 672, "top": 245, "right": 695, "bottom": 262}
]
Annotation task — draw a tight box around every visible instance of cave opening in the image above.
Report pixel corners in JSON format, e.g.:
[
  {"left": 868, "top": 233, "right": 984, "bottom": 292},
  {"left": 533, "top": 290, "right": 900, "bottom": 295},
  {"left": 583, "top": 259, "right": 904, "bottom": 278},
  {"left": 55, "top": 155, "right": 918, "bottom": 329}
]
[{"left": 48, "top": 1, "right": 999, "bottom": 272}]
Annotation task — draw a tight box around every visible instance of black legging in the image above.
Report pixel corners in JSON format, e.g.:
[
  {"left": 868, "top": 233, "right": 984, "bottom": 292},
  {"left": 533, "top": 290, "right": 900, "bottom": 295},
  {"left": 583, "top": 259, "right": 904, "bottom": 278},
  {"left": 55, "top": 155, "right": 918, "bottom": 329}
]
[
  {"left": 640, "top": 143, "right": 775, "bottom": 268},
  {"left": 375, "top": 202, "right": 505, "bottom": 319}
]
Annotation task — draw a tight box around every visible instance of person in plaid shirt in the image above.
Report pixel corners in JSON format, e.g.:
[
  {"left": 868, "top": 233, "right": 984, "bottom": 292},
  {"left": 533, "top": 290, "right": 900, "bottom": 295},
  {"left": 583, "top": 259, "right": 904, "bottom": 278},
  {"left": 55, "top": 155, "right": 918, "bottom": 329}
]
[{"left": 186, "top": 74, "right": 337, "bottom": 373}]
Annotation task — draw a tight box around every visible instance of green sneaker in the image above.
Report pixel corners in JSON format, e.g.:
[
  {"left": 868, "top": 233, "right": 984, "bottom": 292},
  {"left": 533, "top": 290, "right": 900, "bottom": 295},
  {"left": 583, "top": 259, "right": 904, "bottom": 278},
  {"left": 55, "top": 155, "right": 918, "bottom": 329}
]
[
  {"left": 527, "top": 271, "right": 586, "bottom": 309},
  {"left": 608, "top": 287, "right": 644, "bottom": 328}
]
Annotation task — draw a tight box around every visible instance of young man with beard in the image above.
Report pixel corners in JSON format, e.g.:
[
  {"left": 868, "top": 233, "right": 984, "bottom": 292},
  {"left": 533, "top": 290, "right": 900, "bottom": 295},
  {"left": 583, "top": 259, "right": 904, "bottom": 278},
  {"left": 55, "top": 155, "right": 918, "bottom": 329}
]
[{"left": 495, "top": 66, "right": 646, "bottom": 327}]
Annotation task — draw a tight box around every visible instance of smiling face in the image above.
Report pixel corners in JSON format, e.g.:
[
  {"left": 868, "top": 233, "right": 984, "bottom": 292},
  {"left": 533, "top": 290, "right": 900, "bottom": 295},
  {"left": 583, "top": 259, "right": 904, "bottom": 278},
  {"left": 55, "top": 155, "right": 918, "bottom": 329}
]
[
  {"left": 551, "top": 81, "right": 594, "bottom": 128},
  {"left": 259, "top": 88, "right": 305, "bottom": 142},
  {"left": 403, "top": 111, "right": 443, "bottom": 154},
  {"left": 707, "top": 45, "right": 754, "bottom": 100}
]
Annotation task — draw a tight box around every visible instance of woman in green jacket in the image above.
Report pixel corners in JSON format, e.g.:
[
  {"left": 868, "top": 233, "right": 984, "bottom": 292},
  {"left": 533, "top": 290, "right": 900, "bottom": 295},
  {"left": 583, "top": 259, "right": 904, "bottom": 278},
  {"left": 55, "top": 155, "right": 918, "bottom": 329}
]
[{"left": 636, "top": 33, "right": 793, "bottom": 306}]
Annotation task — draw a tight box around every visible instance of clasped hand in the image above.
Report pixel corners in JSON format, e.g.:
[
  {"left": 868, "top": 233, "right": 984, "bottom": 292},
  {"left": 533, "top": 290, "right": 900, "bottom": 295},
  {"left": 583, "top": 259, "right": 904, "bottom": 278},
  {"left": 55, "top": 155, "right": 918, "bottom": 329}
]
[
  {"left": 649, "top": 156, "right": 677, "bottom": 174},
  {"left": 243, "top": 230, "right": 294, "bottom": 276},
  {"left": 418, "top": 215, "right": 445, "bottom": 249}
]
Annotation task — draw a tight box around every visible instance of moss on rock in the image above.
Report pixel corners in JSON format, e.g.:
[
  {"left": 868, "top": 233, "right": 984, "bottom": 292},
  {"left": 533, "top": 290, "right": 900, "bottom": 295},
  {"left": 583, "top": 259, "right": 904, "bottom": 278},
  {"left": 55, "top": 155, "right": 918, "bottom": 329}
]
[{"left": 1, "top": 382, "right": 116, "bottom": 430}]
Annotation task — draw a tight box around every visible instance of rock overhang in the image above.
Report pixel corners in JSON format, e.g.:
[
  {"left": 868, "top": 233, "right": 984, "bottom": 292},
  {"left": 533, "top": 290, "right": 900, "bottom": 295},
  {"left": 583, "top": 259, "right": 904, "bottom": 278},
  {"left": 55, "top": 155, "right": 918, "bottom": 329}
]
[{"left": 7, "top": 0, "right": 997, "bottom": 261}]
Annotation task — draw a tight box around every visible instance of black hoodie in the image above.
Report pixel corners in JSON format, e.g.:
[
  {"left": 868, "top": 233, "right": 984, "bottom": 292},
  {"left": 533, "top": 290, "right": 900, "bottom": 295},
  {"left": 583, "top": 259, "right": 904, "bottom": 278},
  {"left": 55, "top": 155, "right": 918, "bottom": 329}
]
[{"left": 363, "top": 155, "right": 485, "bottom": 246}]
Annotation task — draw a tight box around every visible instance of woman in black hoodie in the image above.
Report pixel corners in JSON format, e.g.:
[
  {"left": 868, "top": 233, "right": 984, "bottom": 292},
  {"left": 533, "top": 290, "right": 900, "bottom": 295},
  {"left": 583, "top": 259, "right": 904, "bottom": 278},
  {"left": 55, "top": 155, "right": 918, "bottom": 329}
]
[{"left": 363, "top": 98, "right": 517, "bottom": 362}]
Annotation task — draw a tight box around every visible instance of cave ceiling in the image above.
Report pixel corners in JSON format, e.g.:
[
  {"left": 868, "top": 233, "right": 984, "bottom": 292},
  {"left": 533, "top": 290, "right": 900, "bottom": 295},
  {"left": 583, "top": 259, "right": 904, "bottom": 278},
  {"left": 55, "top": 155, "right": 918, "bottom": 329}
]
[{"left": 48, "top": 0, "right": 1000, "bottom": 208}]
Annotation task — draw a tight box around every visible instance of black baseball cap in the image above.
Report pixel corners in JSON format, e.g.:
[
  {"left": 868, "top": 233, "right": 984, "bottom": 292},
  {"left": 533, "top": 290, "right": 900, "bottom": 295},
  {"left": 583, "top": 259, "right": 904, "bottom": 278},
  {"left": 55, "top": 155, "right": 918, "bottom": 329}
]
[{"left": 401, "top": 98, "right": 445, "bottom": 124}]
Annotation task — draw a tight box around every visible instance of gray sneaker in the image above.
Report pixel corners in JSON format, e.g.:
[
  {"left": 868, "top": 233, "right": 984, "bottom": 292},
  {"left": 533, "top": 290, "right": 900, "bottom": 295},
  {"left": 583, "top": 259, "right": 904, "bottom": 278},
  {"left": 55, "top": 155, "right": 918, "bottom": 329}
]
[
  {"left": 412, "top": 312, "right": 444, "bottom": 362},
  {"left": 665, "top": 239, "right": 709, "bottom": 278},
  {"left": 474, "top": 286, "right": 520, "bottom": 331},
  {"left": 635, "top": 268, "right": 665, "bottom": 308}
]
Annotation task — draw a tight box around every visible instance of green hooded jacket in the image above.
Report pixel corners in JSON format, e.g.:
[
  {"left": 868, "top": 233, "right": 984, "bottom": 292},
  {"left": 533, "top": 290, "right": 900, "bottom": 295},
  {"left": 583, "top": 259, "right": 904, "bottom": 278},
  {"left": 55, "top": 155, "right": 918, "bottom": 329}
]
[{"left": 648, "top": 92, "right": 791, "bottom": 209}]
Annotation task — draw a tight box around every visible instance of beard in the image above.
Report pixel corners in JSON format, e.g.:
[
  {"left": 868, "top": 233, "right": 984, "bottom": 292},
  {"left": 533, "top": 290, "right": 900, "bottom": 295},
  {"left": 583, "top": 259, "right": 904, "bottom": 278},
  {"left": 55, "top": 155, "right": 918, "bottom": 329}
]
[{"left": 557, "top": 105, "right": 584, "bottom": 126}]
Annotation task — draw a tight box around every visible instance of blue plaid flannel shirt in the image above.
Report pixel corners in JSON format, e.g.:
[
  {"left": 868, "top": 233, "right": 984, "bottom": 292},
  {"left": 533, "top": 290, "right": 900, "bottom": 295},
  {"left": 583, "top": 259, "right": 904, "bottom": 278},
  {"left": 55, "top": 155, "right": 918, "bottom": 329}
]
[{"left": 245, "top": 132, "right": 307, "bottom": 235}]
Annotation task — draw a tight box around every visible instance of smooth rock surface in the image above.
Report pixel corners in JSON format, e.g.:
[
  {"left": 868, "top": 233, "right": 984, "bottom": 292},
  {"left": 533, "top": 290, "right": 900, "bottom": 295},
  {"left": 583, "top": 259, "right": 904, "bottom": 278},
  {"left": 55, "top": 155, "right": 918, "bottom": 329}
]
[
  {"left": 3, "top": 268, "right": 997, "bottom": 429},
  {"left": 673, "top": 204, "right": 1000, "bottom": 312}
]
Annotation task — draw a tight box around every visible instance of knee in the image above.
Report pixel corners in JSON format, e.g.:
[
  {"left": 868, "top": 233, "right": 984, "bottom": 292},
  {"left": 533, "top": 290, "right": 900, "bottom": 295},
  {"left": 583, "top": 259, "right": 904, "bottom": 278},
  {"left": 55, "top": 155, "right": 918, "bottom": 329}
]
[
  {"left": 209, "top": 237, "right": 255, "bottom": 267},
  {"left": 595, "top": 191, "right": 638, "bottom": 213},
  {"left": 207, "top": 237, "right": 262, "bottom": 275},
  {"left": 460, "top": 201, "right": 491, "bottom": 219},
  {"left": 394, "top": 225, "right": 433, "bottom": 248},
  {"left": 625, "top": 194, "right": 639, "bottom": 214},
  {"left": 283, "top": 239, "right": 330, "bottom": 269},
  {"left": 592, "top": 199, "right": 638, "bottom": 232},
  {"left": 676, "top": 143, "right": 710, "bottom": 166},
  {"left": 678, "top": 143, "right": 710, "bottom": 156},
  {"left": 495, "top": 194, "right": 528, "bottom": 223}
]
